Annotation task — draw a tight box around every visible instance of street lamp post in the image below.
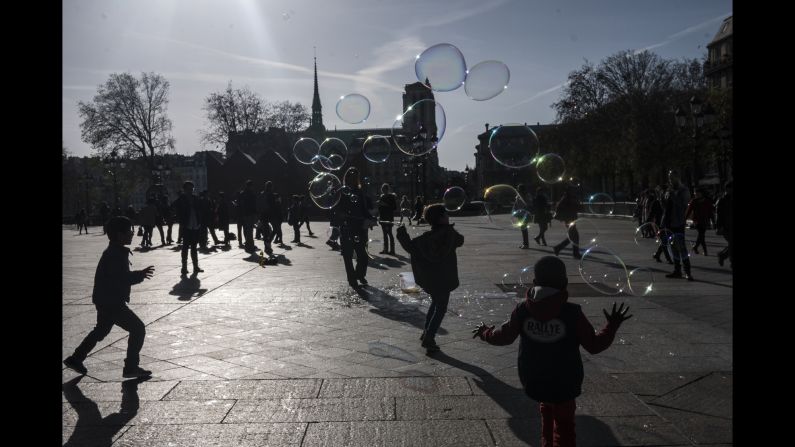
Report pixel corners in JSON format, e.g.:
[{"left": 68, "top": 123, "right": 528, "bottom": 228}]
[
  {"left": 675, "top": 96, "right": 716, "bottom": 190},
  {"left": 103, "top": 150, "right": 126, "bottom": 209},
  {"left": 148, "top": 158, "right": 172, "bottom": 200},
  {"left": 79, "top": 173, "right": 94, "bottom": 223},
  {"left": 716, "top": 126, "right": 731, "bottom": 191}
]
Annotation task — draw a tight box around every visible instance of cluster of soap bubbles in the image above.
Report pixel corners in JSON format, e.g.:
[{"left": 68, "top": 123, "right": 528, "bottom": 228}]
[{"left": 414, "top": 43, "right": 510, "bottom": 100}]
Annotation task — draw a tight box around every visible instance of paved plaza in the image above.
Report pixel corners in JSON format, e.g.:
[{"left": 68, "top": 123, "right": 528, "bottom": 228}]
[{"left": 62, "top": 216, "right": 732, "bottom": 446}]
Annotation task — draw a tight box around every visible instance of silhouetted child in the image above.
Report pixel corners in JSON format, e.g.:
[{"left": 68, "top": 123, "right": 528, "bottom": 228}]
[
  {"left": 288, "top": 195, "right": 302, "bottom": 243},
  {"left": 472, "top": 256, "right": 632, "bottom": 447},
  {"left": 396, "top": 204, "right": 464, "bottom": 353},
  {"left": 63, "top": 216, "right": 155, "bottom": 378}
]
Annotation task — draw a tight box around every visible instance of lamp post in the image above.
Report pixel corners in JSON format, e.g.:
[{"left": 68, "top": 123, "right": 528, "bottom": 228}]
[
  {"left": 148, "top": 158, "right": 171, "bottom": 200},
  {"left": 79, "top": 173, "right": 94, "bottom": 224},
  {"left": 675, "top": 96, "right": 716, "bottom": 190},
  {"left": 716, "top": 126, "right": 731, "bottom": 191},
  {"left": 103, "top": 150, "right": 126, "bottom": 209}
]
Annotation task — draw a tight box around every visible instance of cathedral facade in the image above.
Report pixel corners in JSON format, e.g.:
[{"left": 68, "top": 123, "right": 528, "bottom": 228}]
[{"left": 206, "top": 57, "right": 447, "bottom": 216}]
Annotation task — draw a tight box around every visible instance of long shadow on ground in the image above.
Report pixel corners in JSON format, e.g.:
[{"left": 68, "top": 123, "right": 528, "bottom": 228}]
[{"left": 355, "top": 287, "right": 448, "bottom": 336}]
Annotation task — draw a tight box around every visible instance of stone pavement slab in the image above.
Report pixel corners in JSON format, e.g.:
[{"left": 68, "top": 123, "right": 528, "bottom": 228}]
[{"left": 62, "top": 217, "right": 732, "bottom": 445}]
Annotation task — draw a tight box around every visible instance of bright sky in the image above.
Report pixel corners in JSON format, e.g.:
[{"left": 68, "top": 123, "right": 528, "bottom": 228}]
[{"left": 63, "top": 0, "right": 732, "bottom": 171}]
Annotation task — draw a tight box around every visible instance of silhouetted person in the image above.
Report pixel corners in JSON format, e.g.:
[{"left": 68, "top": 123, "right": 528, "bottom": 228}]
[
  {"left": 288, "top": 194, "right": 303, "bottom": 243},
  {"left": 99, "top": 202, "right": 110, "bottom": 234},
  {"left": 63, "top": 216, "right": 155, "bottom": 378},
  {"left": 686, "top": 188, "right": 714, "bottom": 256},
  {"left": 234, "top": 189, "right": 244, "bottom": 247},
  {"left": 138, "top": 198, "right": 157, "bottom": 247},
  {"left": 413, "top": 196, "right": 425, "bottom": 224},
  {"left": 552, "top": 186, "right": 581, "bottom": 259},
  {"left": 399, "top": 195, "right": 411, "bottom": 225},
  {"left": 534, "top": 186, "right": 551, "bottom": 246},
  {"left": 339, "top": 167, "right": 374, "bottom": 287},
  {"left": 256, "top": 182, "right": 275, "bottom": 255},
  {"left": 174, "top": 181, "right": 204, "bottom": 275},
  {"left": 241, "top": 180, "right": 258, "bottom": 251},
  {"left": 517, "top": 184, "right": 532, "bottom": 249},
  {"left": 198, "top": 190, "right": 218, "bottom": 249},
  {"left": 397, "top": 204, "right": 464, "bottom": 354},
  {"left": 716, "top": 180, "right": 733, "bottom": 269},
  {"left": 378, "top": 183, "right": 397, "bottom": 255},
  {"left": 159, "top": 194, "right": 174, "bottom": 244},
  {"left": 325, "top": 208, "right": 341, "bottom": 250},
  {"left": 662, "top": 171, "right": 693, "bottom": 280},
  {"left": 299, "top": 195, "right": 314, "bottom": 236},
  {"left": 125, "top": 205, "right": 136, "bottom": 227},
  {"left": 270, "top": 193, "right": 285, "bottom": 245},
  {"left": 77, "top": 209, "right": 88, "bottom": 234},
  {"left": 216, "top": 191, "right": 230, "bottom": 245},
  {"left": 473, "top": 256, "right": 632, "bottom": 447}
]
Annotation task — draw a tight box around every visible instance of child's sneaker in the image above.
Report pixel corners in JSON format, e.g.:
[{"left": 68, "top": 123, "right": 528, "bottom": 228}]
[
  {"left": 422, "top": 338, "right": 440, "bottom": 353},
  {"left": 122, "top": 366, "right": 152, "bottom": 378},
  {"left": 63, "top": 356, "right": 87, "bottom": 375}
]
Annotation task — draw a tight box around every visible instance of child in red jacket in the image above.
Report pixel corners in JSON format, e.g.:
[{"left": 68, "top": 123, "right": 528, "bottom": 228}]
[{"left": 473, "top": 256, "right": 631, "bottom": 447}]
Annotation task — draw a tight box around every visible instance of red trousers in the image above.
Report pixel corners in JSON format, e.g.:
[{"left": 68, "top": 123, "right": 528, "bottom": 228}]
[{"left": 539, "top": 399, "right": 576, "bottom": 447}]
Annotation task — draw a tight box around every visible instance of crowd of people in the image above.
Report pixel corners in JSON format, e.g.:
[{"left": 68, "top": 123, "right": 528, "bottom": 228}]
[{"left": 65, "top": 171, "right": 732, "bottom": 447}]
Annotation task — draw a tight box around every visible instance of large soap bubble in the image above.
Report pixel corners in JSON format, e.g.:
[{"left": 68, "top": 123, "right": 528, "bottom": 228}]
[
  {"left": 415, "top": 43, "right": 467, "bottom": 92},
  {"left": 488, "top": 124, "right": 540, "bottom": 169},
  {"left": 391, "top": 99, "right": 446, "bottom": 156}
]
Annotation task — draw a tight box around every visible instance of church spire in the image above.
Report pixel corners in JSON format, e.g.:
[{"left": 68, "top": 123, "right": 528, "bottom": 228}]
[{"left": 309, "top": 47, "right": 325, "bottom": 133}]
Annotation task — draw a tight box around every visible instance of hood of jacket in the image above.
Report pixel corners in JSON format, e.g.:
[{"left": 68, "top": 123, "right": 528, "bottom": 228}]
[{"left": 522, "top": 286, "right": 569, "bottom": 322}]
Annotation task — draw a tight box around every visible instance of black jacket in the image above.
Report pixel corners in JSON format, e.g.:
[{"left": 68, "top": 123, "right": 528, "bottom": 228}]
[
  {"left": 554, "top": 195, "right": 579, "bottom": 223},
  {"left": 396, "top": 224, "right": 464, "bottom": 293},
  {"left": 481, "top": 288, "right": 619, "bottom": 403},
  {"left": 174, "top": 193, "right": 204, "bottom": 227},
  {"left": 339, "top": 186, "right": 373, "bottom": 230},
  {"left": 378, "top": 193, "right": 397, "bottom": 222},
  {"left": 534, "top": 193, "right": 551, "bottom": 224},
  {"left": 92, "top": 244, "right": 147, "bottom": 307}
]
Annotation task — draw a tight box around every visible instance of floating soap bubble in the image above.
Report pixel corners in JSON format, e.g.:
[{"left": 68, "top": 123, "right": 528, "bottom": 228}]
[
  {"left": 336, "top": 93, "right": 371, "bottom": 124},
  {"left": 391, "top": 99, "right": 446, "bottom": 156},
  {"left": 443, "top": 186, "right": 467, "bottom": 212},
  {"left": 318, "top": 138, "right": 348, "bottom": 170},
  {"left": 488, "top": 124, "right": 540, "bottom": 169},
  {"left": 588, "top": 193, "right": 615, "bottom": 215},
  {"left": 415, "top": 43, "right": 467, "bottom": 92},
  {"left": 362, "top": 135, "right": 391, "bottom": 163},
  {"left": 567, "top": 218, "right": 599, "bottom": 249},
  {"left": 465, "top": 60, "right": 510, "bottom": 101},
  {"left": 293, "top": 137, "right": 320, "bottom": 165},
  {"left": 579, "top": 246, "right": 629, "bottom": 295},
  {"left": 666, "top": 232, "right": 691, "bottom": 262},
  {"left": 310, "top": 154, "right": 332, "bottom": 174},
  {"left": 518, "top": 265, "right": 533, "bottom": 287},
  {"left": 627, "top": 268, "right": 654, "bottom": 297},
  {"left": 483, "top": 184, "right": 530, "bottom": 229},
  {"left": 308, "top": 173, "right": 342, "bottom": 209},
  {"left": 536, "top": 153, "right": 566, "bottom": 184}
]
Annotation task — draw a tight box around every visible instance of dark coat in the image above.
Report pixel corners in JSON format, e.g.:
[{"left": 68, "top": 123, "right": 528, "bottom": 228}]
[
  {"left": 554, "top": 195, "right": 579, "bottom": 223},
  {"left": 396, "top": 224, "right": 464, "bottom": 294},
  {"left": 173, "top": 193, "right": 204, "bottom": 227},
  {"left": 92, "top": 244, "right": 147, "bottom": 307},
  {"left": 378, "top": 193, "right": 398, "bottom": 222}
]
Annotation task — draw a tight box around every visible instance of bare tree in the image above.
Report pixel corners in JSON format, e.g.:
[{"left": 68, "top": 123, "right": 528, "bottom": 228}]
[
  {"left": 201, "top": 82, "right": 269, "bottom": 147},
  {"left": 78, "top": 72, "right": 175, "bottom": 168},
  {"left": 266, "top": 100, "right": 310, "bottom": 134},
  {"left": 202, "top": 83, "right": 311, "bottom": 147}
]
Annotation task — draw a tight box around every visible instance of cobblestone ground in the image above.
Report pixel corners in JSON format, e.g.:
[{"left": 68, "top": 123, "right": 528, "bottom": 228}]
[{"left": 63, "top": 216, "right": 732, "bottom": 446}]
